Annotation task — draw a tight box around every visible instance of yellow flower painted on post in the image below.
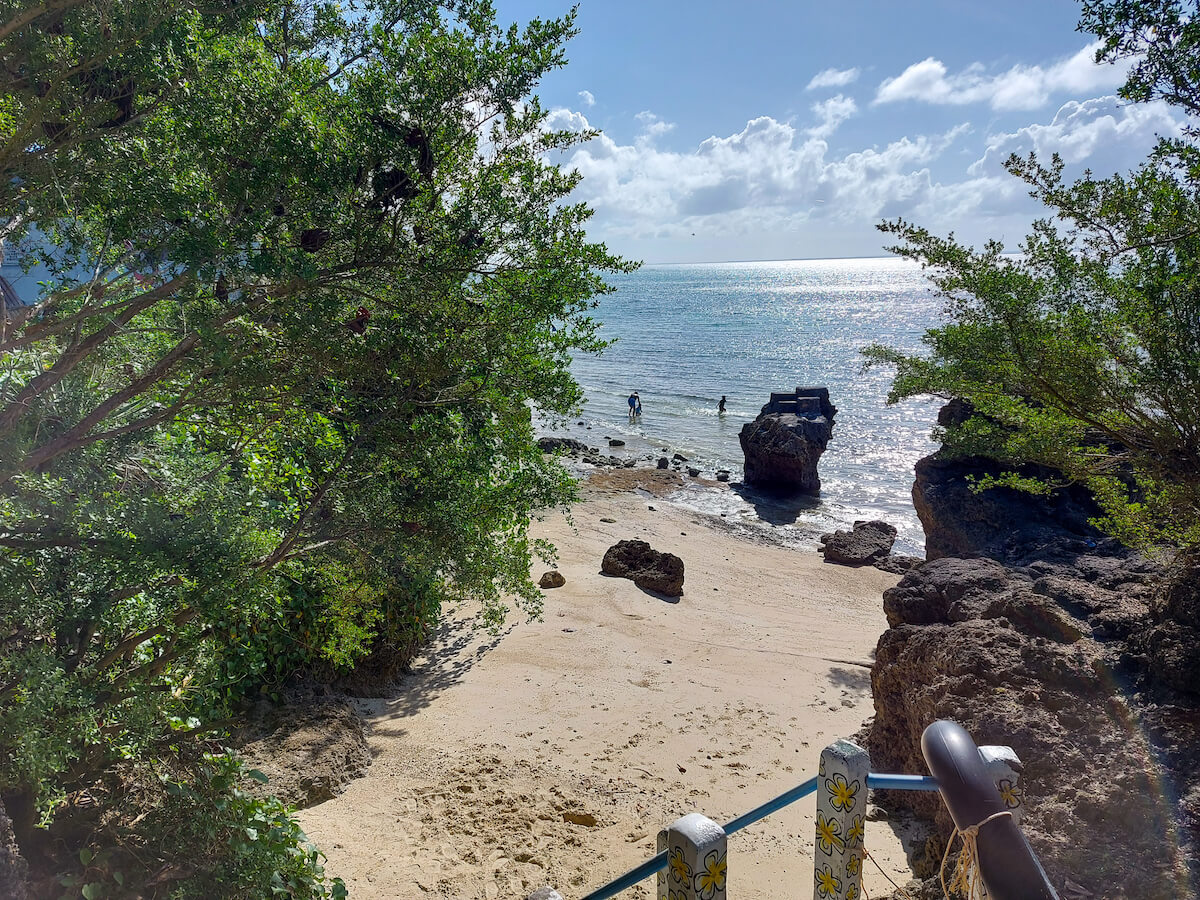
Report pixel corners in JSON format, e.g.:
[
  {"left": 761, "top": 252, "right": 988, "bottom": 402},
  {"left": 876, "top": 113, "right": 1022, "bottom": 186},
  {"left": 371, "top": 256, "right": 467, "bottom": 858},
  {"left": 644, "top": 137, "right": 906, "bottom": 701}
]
[
  {"left": 668, "top": 846, "right": 692, "bottom": 885},
  {"left": 825, "top": 772, "right": 860, "bottom": 812},
  {"left": 815, "top": 864, "right": 842, "bottom": 898},
  {"left": 815, "top": 811, "right": 845, "bottom": 856},
  {"left": 998, "top": 778, "right": 1021, "bottom": 809},
  {"left": 693, "top": 849, "right": 727, "bottom": 900},
  {"left": 847, "top": 814, "right": 865, "bottom": 846},
  {"left": 847, "top": 852, "right": 861, "bottom": 876},
  {"left": 847, "top": 883, "right": 860, "bottom": 900}
]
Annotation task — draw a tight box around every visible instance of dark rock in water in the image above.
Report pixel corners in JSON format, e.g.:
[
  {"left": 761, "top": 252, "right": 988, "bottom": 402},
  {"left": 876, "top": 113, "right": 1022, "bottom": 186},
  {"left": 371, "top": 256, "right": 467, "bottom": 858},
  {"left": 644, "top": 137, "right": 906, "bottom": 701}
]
[
  {"left": 820, "top": 520, "right": 896, "bottom": 565},
  {"left": 538, "top": 436, "right": 588, "bottom": 454},
  {"left": 687, "top": 467, "right": 700, "bottom": 478},
  {"left": 538, "top": 570, "right": 566, "bottom": 589},
  {"left": 739, "top": 386, "right": 836, "bottom": 494},
  {"left": 235, "top": 694, "right": 370, "bottom": 810},
  {"left": 623, "top": 459, "right": 636, "bottom": 467},
  {"left": 672, "top": 453, "right": 689, "bottom": 462},
  {"left": 608, "top": 438, "right": 625, "bottom": 447},
  {"left": 601, "top": 539, "right": 685, "bottom": 596},
  {"left": 655, "top": 457, "right": 666, "bottom": 469},
  {"left": 872, "top": 554, "right": 923, "bottom": 575},
  {"left": 716, "top": 470, "right": 730, "bottom": 482}
]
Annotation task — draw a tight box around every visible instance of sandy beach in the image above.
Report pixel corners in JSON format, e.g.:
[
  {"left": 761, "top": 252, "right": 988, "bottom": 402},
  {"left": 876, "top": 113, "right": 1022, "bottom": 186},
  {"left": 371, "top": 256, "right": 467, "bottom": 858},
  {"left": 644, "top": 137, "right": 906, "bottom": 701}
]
[{"left": 297, "top": 471, "right": 919, "bottom": 898}]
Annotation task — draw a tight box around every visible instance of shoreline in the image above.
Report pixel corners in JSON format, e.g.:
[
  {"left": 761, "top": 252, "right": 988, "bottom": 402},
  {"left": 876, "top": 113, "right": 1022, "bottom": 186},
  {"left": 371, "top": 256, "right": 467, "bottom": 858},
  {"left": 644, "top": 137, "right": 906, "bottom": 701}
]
[{"left": 296, "top": 473, "right": 921, "bottom": 898}]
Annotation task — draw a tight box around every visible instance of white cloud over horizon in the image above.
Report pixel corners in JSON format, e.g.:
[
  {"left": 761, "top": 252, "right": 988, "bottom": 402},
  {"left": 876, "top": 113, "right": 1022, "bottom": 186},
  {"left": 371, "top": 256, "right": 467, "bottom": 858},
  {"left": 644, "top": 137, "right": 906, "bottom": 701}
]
[
  {"left": 875, "top": 42, "right": 1131, "bottom": 111},
  {"left": 968, "top": 95, "right": 1184, "bottom": 175},
  {"left": 543, "top": 83, "right": 1180, "bottom": 261},
  {"left": 807, "top": 67, "right": 861, "bottom": 91},
  {"left": 551, "top": 105, "right": 971, "bottom": 237}
]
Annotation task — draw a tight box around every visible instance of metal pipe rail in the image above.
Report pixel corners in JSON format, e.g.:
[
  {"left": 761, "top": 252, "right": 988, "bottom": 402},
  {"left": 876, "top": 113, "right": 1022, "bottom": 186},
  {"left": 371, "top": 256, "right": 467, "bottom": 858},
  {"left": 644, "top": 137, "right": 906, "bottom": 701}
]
[{"left": 579, "top": 771, "right": 938, "bottom": 900}]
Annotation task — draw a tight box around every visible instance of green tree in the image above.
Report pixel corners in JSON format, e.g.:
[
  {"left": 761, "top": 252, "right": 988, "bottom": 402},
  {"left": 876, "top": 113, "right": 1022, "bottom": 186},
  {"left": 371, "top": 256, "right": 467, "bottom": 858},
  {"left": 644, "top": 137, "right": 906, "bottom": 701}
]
[
  {"left": 0, "top": 1, "right": 631, "bottom": 893},
  {"left": 864, "top": 2, "right": 1200, "bottom": 558}
]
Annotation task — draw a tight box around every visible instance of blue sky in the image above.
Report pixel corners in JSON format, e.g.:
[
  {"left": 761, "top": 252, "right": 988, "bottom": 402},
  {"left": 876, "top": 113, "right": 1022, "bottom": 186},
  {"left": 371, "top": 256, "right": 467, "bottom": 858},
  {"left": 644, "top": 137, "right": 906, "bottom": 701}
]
[{"left": 493, "top": 0, "right": 1189, "bottom": 264}]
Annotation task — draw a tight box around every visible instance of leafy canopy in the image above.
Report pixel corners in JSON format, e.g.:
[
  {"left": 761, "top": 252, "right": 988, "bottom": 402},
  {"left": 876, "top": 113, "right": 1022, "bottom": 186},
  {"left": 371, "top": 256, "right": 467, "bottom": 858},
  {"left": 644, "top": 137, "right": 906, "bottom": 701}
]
[
  {"left": 864, "top": 1, "right": 1200, "bottom": 557},
  {"left": 0, "top": 0, "right": 631, "bottom": 894}
]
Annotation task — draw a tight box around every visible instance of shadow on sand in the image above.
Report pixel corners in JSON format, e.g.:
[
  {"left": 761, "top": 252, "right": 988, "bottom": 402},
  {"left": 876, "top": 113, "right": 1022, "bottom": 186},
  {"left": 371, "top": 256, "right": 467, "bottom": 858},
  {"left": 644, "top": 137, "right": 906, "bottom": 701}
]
[{"left": 361, "top": 616, "right": 508, "bottom": 738}]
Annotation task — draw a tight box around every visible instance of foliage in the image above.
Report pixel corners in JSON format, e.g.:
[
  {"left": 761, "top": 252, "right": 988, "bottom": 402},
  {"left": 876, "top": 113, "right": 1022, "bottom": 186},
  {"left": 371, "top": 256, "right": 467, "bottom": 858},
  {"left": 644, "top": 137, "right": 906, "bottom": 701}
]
[
  {"left": 0, "top": 0, "right": 631, "bottom": 892},
  {"left": 60, "top": 753, "right": 345, "bottom": 899},
  {"left": 864, "top": 3, "right": 1200, "bottom": 558}
]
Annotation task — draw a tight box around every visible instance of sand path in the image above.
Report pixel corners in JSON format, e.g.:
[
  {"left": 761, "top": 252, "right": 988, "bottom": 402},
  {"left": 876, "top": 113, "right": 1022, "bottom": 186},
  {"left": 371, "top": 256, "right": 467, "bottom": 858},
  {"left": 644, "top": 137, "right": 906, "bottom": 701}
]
[{"left": 298, "top": 476, "right": 919, "bottom": 898}]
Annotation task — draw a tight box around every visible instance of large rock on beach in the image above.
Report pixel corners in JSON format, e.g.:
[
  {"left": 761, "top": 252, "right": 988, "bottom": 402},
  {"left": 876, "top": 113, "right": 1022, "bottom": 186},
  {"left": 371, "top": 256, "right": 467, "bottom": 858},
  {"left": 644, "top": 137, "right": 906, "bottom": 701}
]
[
  {"left": 601, "top": 540, "right": 685, "bottom": 596},
  {"left": 739, "top": 387, "right": 836, "bottom": 493},
  {"left": 913, "top": 400, "right": 1103, "bottom": 562},
  {"left": 819, "top": 520, "right": 897, "bottom": 565},
  {"left": 869, "top": 401, "right": 1200, "bottom": 898}
]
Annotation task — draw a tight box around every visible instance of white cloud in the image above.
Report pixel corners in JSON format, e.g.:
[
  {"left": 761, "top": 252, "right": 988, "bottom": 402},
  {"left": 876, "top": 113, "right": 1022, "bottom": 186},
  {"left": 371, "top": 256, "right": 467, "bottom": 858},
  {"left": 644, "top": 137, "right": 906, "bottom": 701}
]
[
  {"left": 578, "top": 90, "right": 595, "bottom": 107},
  {"left": 554, "top": 105, "right": 971, "bottom": 234},
  {"left": 969, "top": 95, "right": 1185, "bottom": 176},
  {"left": 808, "top": 94, "right": 858, "bottom": 138},
  {"left": 875, "top": 42, "right": 1131, "bottom": 110},
  {"left": 806, "top": 67, "right": 861, "bottom": 91},
  {"left": 545, "top": 107, "right": 592, "bottom": 133},
  {"left": 634, "top": 110, "right": 675, "bottom": 140}
]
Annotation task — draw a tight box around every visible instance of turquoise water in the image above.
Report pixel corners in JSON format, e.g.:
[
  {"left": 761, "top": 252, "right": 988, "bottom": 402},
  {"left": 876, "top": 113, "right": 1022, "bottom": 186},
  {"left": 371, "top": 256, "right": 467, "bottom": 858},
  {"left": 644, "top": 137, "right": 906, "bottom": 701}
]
[{"left": 550, "top": 257, "right": 945, "bottom": 555}]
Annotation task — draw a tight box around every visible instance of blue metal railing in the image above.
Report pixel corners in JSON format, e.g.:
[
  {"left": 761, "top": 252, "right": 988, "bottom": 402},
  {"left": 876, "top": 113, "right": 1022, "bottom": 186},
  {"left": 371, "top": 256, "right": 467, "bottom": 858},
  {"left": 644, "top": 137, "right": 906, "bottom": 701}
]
[{"left": 580, "top": 772, "right": 939, "bottom": 900}]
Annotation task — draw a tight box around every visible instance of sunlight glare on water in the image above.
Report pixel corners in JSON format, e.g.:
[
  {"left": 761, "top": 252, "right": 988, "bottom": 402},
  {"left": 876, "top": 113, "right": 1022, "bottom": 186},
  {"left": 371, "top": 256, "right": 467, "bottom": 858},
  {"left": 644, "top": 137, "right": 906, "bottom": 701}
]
[{"left": 559, "top": 257, "right": 946, "bottom": 555}]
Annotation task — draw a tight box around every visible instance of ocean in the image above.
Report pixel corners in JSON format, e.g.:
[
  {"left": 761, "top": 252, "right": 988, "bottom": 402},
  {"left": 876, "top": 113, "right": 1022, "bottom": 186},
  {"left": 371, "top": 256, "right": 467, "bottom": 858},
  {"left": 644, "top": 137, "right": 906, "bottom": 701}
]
[{"left": 545, "top": 257, "right": 946, "bottom": 555}]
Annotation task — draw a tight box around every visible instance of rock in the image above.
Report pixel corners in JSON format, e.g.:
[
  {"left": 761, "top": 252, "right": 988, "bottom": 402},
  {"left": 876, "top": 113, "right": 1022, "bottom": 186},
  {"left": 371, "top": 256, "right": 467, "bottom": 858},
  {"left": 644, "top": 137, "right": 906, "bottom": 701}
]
[
  {"left": 657, "top": 457, "right": 669, "bottom": 469},
  {"left": 537, "top": 436, "right": 588, "bottom": 454},
  {"left": 672, "top": 453, "right": 689, "bottom": 462},
  {"left": 869, "top": 408, "right": 1198, "bottom": 897},
  {"left": 235, "top": 693, "right": 371, "bottom": 810},
  {"left": 0, "top": 800, "right": 26, "bottom": 900},
  {"left": 873, "top": 554, "right": 923, "bottom": 575},
  {"left": 687, "top": 467, "right": 700, "bottom": 477},
  {"left": 716, "top": 470, "right": 730, "bottom": 482},
  {"left": 600, "top": 517, "right": 616, "bottom": 524},
  {"left": 820, "top": 520, "right": 897, "bottom": 565},
  {"left": 601, "top": 540, "right": 685, "bottom": 596},
  {"left": 608, "top": 438, "right": 625, "bottom": 447},
  {"left": 912, "top": 403, "right": 1102, "bottom": 563},
  {"left": 538, "top": 571, "right": 565, "bottom": 589},
  {"left": 739, "top": 386, "right": 836, "bottom": 493}
]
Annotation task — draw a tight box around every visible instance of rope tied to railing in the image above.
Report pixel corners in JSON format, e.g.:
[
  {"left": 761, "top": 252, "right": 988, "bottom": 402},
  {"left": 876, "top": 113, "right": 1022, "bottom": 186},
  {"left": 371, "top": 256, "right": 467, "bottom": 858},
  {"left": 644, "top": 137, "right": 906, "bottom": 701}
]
[{"left": 939, "top": 809, "right": 1013, "bottom": 900}]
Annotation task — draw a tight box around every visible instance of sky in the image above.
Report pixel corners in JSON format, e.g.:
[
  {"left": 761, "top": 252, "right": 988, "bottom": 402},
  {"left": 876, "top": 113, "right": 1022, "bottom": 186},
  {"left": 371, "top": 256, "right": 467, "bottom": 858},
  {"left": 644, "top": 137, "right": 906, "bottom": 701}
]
[{"left": 491, "top": 0, "right": 1190, "bottom": 264}]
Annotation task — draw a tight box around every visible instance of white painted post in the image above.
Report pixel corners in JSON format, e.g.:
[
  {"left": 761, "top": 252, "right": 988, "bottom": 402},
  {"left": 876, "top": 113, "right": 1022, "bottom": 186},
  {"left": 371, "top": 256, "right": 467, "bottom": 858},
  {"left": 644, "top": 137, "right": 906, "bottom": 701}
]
[
  {"left": 980, "top": 744, "right": 1025, "bottom": 826},
  {"left": 814, "top": 739, "right": 870, "bottom": 900},
  {"left": 664, "top": 812, "right": 727, "bottom": 900}
]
